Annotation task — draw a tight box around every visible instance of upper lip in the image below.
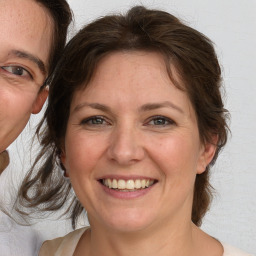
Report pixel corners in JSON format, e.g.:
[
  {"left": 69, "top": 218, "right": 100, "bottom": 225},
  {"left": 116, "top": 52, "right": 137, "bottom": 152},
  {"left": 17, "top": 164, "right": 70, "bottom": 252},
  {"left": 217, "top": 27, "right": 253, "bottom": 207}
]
[{"left": 97, "top": 175, "right": 157, "bottom": 181}]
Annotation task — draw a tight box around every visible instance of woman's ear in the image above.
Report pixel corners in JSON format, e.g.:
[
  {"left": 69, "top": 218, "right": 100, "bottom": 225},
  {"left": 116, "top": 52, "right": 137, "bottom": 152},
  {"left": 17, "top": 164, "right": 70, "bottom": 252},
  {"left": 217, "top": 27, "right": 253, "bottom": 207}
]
[
  {"left": 60, "top": 149, "right": 66, "bottom": 166},
  {"left": 31, "top": 87, "right": 49, "bottom": 114},
  {"left": 197, "top": 135, "right": 218, "bottom": 174},
  {"left": 59, "top": 149, "right": 69, "bottom": 177}
]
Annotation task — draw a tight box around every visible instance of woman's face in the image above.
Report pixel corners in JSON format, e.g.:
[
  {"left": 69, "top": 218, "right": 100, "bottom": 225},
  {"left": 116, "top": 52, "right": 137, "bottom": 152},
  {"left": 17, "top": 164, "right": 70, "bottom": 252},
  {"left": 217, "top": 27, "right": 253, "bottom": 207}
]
[
  {"left": 0, "top": 0, "right": 51, "bottom": 152},
  {"left": 62, "top": 51, "right": 216, "bottom": 233}
]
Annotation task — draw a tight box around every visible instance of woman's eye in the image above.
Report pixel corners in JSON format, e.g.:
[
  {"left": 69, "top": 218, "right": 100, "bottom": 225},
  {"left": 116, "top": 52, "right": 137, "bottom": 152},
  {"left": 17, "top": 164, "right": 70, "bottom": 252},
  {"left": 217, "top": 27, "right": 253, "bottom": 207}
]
[
  {"left": 147, "top": 116, "right": 175, "bottom": 127},
  {"left": 1, "top": 66, "right": 32, "bottom": 79},
  {"left": 81, "top": 116, "right": 109, "bottom": 126}
]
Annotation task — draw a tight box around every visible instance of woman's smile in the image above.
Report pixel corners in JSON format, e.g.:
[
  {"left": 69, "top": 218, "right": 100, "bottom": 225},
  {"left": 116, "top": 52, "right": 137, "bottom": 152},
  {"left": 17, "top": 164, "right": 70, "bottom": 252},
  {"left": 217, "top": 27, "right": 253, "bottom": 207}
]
[
  {"left": 101, "top": 178, "right": 155, "bottom": 190},
  {"left": 95, "top": 176, "right": 158, "bottom": 199}
]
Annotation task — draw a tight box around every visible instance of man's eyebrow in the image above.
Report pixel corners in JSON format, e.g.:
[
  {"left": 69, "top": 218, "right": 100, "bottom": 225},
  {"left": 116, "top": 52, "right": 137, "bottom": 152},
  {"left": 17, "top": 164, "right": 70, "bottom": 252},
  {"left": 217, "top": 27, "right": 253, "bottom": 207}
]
[
  {"left": 73, "top": 102, "right": 111, "bottom": 113},
  {"left": 139, "top": 101, "right": 184, "bottom": 113},
  {"left": 9, "top": 50, "right": 47, "bottom": 75}
]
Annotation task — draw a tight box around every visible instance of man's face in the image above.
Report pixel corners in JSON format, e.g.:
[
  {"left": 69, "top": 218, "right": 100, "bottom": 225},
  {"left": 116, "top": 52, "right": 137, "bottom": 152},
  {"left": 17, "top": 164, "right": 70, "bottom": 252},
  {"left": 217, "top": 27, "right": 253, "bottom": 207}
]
[{"left": 0, "top": 0, "right": 52, "bottom": 152}]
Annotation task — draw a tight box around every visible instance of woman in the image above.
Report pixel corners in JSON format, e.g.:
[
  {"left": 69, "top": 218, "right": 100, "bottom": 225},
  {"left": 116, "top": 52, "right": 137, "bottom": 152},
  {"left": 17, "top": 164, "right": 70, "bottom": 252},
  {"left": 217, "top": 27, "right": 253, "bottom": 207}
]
[
  {"left": 18, "top": 6, "right": 251, "bottom": 256},
  {"left": 0, "top": 0, "right": 72, "bottom": 255}
]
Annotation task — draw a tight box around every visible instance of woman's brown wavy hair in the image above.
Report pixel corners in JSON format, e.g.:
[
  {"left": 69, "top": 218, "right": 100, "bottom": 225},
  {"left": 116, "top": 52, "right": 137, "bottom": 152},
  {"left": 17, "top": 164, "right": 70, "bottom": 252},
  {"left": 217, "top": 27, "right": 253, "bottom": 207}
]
[{"left": 17, "top": 6, "right": 229, "bottom": 228}]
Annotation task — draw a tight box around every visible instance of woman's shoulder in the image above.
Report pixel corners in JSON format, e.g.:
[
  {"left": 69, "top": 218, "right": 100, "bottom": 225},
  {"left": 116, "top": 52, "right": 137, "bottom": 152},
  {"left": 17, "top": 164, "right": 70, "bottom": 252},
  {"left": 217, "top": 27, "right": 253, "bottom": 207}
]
[
  {"left": 222, "top": 243, "right": 254, "bottom": 256},
  {"left": 39, "top": 227, "right": 87, "bottom": 256}
]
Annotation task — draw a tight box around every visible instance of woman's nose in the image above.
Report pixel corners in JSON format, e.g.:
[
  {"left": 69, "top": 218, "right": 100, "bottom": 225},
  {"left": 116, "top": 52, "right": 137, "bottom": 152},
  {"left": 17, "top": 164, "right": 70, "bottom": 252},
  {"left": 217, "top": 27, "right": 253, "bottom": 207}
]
[{"left": 107, "top": 125, "right": 145, "bottom": 166}]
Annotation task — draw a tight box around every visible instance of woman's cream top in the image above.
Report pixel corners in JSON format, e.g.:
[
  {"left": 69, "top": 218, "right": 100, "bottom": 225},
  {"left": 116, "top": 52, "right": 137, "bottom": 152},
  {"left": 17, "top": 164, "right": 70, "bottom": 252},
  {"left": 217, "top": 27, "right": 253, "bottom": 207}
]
[{"left": 39, "top": 227, "right": 253, "bottom": 256}]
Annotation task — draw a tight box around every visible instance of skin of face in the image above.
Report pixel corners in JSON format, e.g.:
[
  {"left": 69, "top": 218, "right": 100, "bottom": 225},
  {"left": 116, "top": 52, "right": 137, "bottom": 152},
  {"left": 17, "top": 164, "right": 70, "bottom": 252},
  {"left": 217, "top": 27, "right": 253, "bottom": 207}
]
[
  {"left": 62, "top": 51, "right": 216, "bottom": 236},
  {"left": 0, "top": 0, "right": 51, "bottom": 153}
]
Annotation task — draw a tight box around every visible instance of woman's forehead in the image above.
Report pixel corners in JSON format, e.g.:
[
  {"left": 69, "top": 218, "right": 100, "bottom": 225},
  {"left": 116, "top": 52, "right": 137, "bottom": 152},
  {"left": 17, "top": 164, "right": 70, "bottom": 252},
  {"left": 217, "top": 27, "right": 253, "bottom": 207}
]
[{"left": 69, "top": 51, "right": 195, "bottom": 119}]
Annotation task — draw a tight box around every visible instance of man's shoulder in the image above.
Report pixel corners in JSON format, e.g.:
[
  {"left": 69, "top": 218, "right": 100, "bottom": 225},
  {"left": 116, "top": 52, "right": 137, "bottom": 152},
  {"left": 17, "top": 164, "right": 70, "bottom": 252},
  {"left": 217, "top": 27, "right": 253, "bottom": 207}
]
[{"left": 0, "top": 212, "right": 40, "bottom": 256}]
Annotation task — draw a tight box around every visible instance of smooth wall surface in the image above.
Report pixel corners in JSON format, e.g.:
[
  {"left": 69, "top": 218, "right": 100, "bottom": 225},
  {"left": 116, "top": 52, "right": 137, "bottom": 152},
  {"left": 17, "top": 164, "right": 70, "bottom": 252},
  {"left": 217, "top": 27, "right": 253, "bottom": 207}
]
[{"left": 3, "top": 0, "right": 255, "bottom": 254}]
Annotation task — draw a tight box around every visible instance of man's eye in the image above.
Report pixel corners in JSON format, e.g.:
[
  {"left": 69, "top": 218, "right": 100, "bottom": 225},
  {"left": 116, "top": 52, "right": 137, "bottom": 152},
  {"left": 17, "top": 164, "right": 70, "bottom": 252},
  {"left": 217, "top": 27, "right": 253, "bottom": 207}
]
[{"left": 1, "top": 66, "right": 32, "bottom": 79}]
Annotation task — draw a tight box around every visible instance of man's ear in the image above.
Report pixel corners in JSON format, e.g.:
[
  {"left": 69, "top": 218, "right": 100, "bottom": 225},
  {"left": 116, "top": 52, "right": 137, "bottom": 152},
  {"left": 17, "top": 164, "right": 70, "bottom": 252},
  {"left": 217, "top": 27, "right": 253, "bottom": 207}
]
[
  {"left": 197, "top": 135, "right": 218, "bottom": 174},
  {"left": 31, "top": 87, "right": 48, "bottom": 114}
]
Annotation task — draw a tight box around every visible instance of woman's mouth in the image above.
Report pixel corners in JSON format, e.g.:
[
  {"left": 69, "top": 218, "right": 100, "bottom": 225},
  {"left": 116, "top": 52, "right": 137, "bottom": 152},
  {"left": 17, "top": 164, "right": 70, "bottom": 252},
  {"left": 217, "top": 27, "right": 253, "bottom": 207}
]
[{"left": 100, "top": 178, "right": 156, "bottom": 192}]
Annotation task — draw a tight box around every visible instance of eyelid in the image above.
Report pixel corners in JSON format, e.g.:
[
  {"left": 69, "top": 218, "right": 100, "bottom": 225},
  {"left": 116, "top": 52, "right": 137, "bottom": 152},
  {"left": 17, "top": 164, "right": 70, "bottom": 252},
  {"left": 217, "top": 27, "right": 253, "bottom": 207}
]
[
  {"left": 80, "top": 115, "right": 111, "bottom": 126},
  {"left": 145, "top": 115, "right": 176, "bottom": 126},
  {"left": 1, "top": 65, "right": 33, "bottom": 79}
]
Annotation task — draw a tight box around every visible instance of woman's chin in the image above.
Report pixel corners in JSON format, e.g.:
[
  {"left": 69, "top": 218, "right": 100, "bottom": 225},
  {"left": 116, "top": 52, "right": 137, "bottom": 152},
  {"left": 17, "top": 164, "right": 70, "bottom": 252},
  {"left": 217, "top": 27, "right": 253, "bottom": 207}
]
[{"left": 97, "top": 210, "right": 156, "bottom": 233}]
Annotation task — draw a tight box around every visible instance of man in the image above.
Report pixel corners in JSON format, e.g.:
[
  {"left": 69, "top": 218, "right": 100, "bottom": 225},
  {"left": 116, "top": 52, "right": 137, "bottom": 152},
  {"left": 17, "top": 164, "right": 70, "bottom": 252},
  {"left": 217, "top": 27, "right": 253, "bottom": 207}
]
[
  {"left": 0, "top": 0, "right": 72, "bottom": 155},
  {"left": 0, "top": 151, "right": 9, "bottom": 175},
  {"left": 0, "top": 0, "right": 72, "bottom": 255}
]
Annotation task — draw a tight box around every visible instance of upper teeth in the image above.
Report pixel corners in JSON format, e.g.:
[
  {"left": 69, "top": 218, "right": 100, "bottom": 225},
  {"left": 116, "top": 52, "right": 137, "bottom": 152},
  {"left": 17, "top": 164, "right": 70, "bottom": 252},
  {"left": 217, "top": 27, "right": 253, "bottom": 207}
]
[{"left": 103, "top": 179, "right": 154, "bottom": 190}]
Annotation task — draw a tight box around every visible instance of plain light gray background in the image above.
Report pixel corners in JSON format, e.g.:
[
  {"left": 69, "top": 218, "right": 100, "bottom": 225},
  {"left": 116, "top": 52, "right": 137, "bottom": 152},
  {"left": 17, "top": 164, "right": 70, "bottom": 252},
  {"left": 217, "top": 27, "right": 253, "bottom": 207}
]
[{"left": 2, "top": 0, "right": 255, "bottom": 254}]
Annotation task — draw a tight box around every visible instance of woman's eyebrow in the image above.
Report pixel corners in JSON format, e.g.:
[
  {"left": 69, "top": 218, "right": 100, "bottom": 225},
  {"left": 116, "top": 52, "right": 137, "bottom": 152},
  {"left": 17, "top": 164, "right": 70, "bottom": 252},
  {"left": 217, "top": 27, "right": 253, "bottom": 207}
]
[
  {"left": 139, "top": 101, "right": 184, "bottom": 113},
  {"left": 73, "top": 101, "right": 184, "bottom": 114},
  {"left": 73, "top": 102, "right": 111, "bottom": 113},
  {"left": 8, "top": 49, "right": 47, "bottom": 75}
]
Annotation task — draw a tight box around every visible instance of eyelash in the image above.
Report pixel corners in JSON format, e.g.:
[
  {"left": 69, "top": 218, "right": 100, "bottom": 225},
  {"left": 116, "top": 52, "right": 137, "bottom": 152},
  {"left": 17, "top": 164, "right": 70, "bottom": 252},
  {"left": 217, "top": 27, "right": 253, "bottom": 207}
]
[
  {"left": 80, "top": 116, "right": 110, "bottom": 126},
  {"left": 1, "top": 65, "right": 33, "bottom": 80},
  {"left": 80, "top": 115, "right": 175, "bottom": 128},
  {"left": 145, "top": 116, "right": 176, "bottom": 127}
]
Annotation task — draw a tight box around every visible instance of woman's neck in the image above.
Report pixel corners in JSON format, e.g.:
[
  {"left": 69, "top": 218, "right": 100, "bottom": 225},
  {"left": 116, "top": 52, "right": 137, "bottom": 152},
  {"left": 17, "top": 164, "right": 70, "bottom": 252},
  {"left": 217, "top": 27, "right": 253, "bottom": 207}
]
[{"left": 74, "top": 219, "right": 221, "bottom": 256}]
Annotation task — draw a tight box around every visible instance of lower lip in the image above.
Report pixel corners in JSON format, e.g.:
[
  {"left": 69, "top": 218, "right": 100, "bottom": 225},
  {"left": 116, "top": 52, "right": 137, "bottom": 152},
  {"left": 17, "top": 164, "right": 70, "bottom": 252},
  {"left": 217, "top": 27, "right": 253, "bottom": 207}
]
[{"left": 99, "top": 182, "right": 155, "bottom": 199}]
